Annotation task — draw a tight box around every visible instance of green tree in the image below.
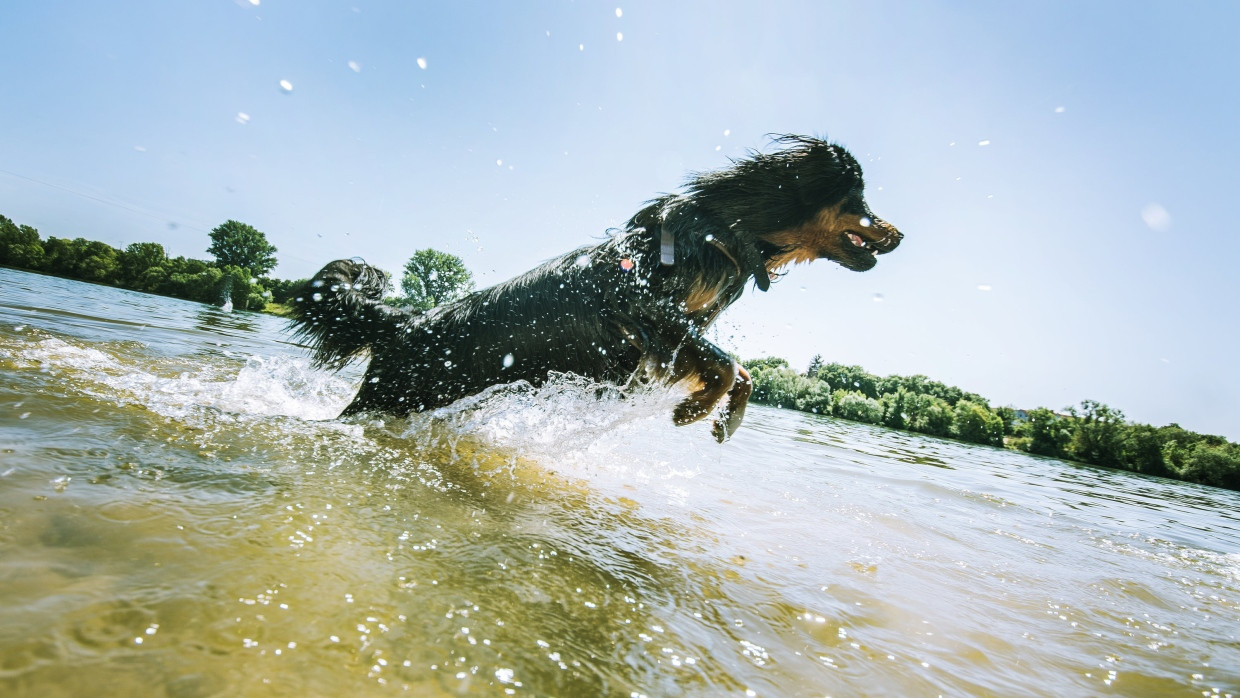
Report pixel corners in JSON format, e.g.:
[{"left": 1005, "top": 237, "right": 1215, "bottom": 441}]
[
  {"left": 880, "top": 387, "right": 913, "bottom": 430},
  {"left": 0, "top": 216, "right": 45, "bottom": 269},
  {"left": 906, "top": 393, "right": 954, "bottom": 437},
  {"left": 993, "top": 406, "right": 1020, "bottom": 437},
  {"left": 264, "top": 276, "right": 309, "bottom": 304},
  {"left": 41, "top": 237, "right": 120, "bottom": 283},
  {"left": 118, "top": 242, "right": 168, "bottom": 291},
  {"left": 399, "top": 248, "right": 474, "bottom": 311},
  {"left": 833, "top": 390, "right": 884, "bottom": 425},
  {"left": 952, "top": 400, "right": 1005, "bottom": 446},
  {"left": 207, "top": 220, "right": 278, "bottom": 277},
  {"left": 1068, "top": 400, "right": 1126, "bottom": 466},
  {"left": 218, "top": 264, "right": 267, "bottom": 310},
  {"left": 817, "top": 363, "right": 879, "bottom": 399},
  {"left": 749, "top": 364, "right": 832, "bottom": 414},
  {"left": 1177, "top": 443, "right": 1240, "bottom": 490},
  {"left": 742, "top": 356, "right": 790, "bottom": 372},
  {"left": 1022, "top": 407, "right": 1074, "bottom": 458},
  {"left": 1120, "top": 424, "right": 1172, "bottom": 476},
  {"left": 806, "top": 354, "right": 824, "bottom": 378}
]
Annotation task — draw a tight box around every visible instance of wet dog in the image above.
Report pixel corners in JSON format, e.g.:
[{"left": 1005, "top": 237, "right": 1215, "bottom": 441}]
[{"left": 289, "top": 136, "right": 901, "bottom": 441}]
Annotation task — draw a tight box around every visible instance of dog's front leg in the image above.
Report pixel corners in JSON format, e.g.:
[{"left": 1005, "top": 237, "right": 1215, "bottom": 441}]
[
  {"left": 712, "top": 363, "right": 752, "bottom": 442},
  {"left": 669, "top": 341, "right": 750, "bottom": 442}
]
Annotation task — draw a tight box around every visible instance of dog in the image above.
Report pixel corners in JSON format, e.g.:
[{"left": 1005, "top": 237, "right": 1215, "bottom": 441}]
[{"left": 289, "top": 136, "right": 901, "bottom": 441}]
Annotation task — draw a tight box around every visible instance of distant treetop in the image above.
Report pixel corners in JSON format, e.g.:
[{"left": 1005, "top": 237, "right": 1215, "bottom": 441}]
[{"left": 207, "top": 220, "right": 278, "bottom": 277}]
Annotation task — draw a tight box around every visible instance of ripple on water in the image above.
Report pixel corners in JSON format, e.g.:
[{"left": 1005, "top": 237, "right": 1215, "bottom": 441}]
[{"left": 3, "top": 270, "right": 1240, "bottom": 696}]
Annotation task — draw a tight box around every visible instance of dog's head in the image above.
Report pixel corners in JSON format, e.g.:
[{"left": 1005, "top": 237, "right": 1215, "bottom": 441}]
[{"left": 686, "top": 135, "right": 902, "bottom": 274}]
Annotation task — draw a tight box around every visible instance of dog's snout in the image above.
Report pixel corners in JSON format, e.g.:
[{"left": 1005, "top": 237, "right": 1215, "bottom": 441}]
[{"left": 872, "top": 218, "right": 903, "bottom": 253}]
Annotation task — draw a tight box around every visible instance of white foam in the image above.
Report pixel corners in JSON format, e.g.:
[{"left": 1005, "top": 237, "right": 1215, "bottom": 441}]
[
  {"left": 394, "top": 373, "right": 721, "bottom": 504},
  {"left": 15, "top": 336, "right": 356, "bottom": 424}
]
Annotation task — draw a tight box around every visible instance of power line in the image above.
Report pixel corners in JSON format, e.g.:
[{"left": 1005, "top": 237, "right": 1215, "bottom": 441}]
[{"left": 0, "top": 168, "right": 211, "bottom": 234}]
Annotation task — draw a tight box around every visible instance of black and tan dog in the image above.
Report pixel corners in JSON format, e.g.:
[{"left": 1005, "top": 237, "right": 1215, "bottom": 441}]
[{"left": 289, "top": 136, "right": 901, "bottom": 441}]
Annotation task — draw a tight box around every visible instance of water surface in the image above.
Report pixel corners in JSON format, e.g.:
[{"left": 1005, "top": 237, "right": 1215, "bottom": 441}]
[{"left": 1, "top": 268, "right": 1237, "bottom": 696}]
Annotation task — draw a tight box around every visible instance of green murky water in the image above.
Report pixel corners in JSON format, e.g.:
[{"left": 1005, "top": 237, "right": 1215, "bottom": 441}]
[{"left": 1, "top": 268, "right": 1238, "bottom": 697}]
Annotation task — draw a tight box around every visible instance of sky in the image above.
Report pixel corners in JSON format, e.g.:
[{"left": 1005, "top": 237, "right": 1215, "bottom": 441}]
[{"left": 2, "top": 0, "right": 1238, "bottom": 440}]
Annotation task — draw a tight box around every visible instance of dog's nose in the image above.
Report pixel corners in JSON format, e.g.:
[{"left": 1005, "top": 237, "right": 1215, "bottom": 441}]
[{"left": 873, "top": 219, "right": 903, "bottom": 253}]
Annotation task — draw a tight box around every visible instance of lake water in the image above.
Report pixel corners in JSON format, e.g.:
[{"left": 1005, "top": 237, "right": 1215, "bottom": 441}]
[{"left": 1, "top": 267, "right": 1237, "bottom": 697}]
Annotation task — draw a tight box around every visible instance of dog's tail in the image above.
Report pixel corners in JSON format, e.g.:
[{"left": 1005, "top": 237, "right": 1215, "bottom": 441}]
[{"left": 287, "top": 259, "right": 410, "bottom": 370}]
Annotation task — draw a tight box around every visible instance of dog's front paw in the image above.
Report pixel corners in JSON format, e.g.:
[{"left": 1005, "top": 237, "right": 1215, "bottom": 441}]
[{"left": 709, "top": 404, "right": 744, "bottom": 441}]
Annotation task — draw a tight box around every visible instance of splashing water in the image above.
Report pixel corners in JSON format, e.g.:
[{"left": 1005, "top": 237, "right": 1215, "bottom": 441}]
[{"left": 2, "top": 269, "right": 1239, "bottom": 697}]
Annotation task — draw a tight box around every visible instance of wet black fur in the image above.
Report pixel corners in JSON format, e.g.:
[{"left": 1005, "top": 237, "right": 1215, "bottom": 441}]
[{"left": 289, "top": 135, "right": 882, "bottom": 423}]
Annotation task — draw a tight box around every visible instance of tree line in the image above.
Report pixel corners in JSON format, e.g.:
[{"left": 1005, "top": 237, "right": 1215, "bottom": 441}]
[
  {"left": 743, "top": 355, "right": 1240, "bottom": 491},
  {"left": 0, "top": 213, "right": 475, "bottom": 314},
  {"left": 0, "top": 214, "right": 293, "bottom": 311}
]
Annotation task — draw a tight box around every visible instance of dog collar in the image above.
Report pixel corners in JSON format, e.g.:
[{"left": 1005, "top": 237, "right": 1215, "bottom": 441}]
[
  {"left": 707, "top": 234, "right": 771, "bottom": 293},
  {"left": 657, "top": 200, "right": 769, "bottom": 291},
  {"left": 715, "top": 233, "right": 771, "bottom": 292}
]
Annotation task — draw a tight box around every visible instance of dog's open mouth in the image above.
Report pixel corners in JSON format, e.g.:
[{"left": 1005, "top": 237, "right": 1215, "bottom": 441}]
[
  {"left": 846, "top": 232, "right": 880, "bottom": 256},
  {"left": 847, "top": 217, "right": 902, "bottom": 255},
  {"left": 839, "top": 220, "right": 902, "bottom": 270}
]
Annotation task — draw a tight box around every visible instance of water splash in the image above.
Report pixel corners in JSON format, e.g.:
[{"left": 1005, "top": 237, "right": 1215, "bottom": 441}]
[{"left": 11, "top": 335, "right": 355, "bottom": 423}]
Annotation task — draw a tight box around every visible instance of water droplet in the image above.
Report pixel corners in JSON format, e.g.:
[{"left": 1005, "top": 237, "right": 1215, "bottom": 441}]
[
  {"left": 312, "top": 292, "right": 323, "bottom": 302},
  {"left": 579, "top": 43, "right": 585, "bottom": 51},
  {"left": 872, "top": 293, "right": 884, "bottom": 302},
  {"left": 348, "top": 60, "right": 361, "bottom": 73},
  {"left": 978, "top": 139, "right": 991, "bottom": 146},
  {"left": 502, "top": 354, "right": 514, "bottom": 368},
  {"left": 1055, "top": 106, "right": 1066, "bottom": 113},
  {"left": 575, "top": 254, "right": 591, "bottom": 266},
  {"left": 417, "top": 57, "right": 428, "bottom": 70},
  {"left": 236, "top": 112, "right": 250, "bottom": 125},
  {"left": 1140, "top": 203, "right": 1171, "bottom": 232},
  {"left": 977, "top": 284, "right": 992, "bottom": 292},
  {"left": 859, "top": 216, "right": 871, "bottom": 227},
  {"left": 615, "top": 7, "right": 623, "bottom": 17},
  {"left": 279, "top": 79, "right": 293, "bottom": 93},
  {"left": 616, "top": 32, "right": 623, "bottom": 41}
]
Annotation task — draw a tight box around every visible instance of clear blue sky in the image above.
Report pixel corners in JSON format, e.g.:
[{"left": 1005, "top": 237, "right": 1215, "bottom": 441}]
[{"left": 2, "top": 1, "right": 1238, "bottom": 440}]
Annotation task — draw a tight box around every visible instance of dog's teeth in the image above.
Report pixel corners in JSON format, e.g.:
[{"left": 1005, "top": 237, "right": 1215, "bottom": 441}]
[{"left": 848, "top": 233, "right": 865, "bottom": 248}]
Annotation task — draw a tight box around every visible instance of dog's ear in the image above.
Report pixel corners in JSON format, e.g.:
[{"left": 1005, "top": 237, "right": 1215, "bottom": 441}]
[{"left": 750, "top": 258, "right": 770, "bottom": 291}]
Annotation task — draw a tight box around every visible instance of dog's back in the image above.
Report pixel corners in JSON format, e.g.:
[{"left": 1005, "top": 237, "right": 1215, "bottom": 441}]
[{"left": 289, "top": 235, "right": 664, "bottom": 415}]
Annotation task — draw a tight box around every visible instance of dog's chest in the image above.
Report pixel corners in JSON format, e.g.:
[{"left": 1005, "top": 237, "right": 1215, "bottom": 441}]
[{"left": 680, "top": 274, "right": 744, "bottom": 326}]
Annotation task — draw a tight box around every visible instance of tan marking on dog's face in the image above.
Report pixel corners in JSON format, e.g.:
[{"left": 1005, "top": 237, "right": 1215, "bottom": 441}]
[{"left": 760, "top": 202, "right": 902, "bottom": 273}]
